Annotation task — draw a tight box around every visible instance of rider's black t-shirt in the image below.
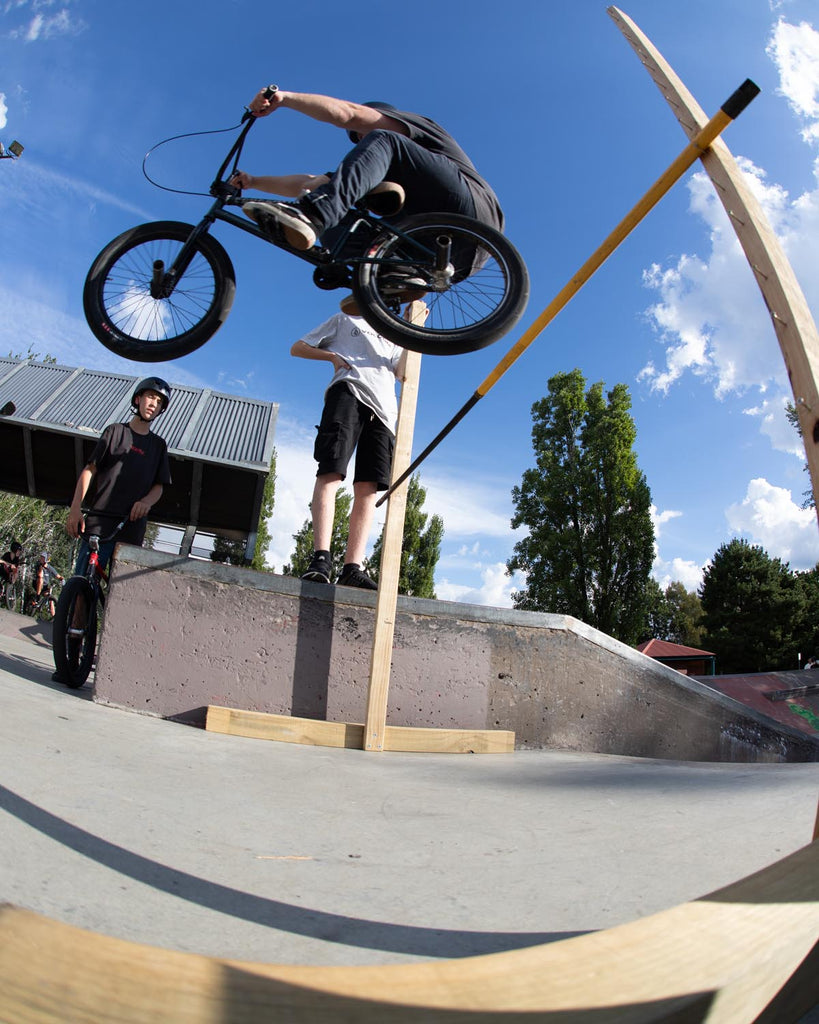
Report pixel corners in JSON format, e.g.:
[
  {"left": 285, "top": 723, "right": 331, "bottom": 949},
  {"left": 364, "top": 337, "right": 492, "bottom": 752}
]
[
  {"left": 378, "top": 108, "right": 504, "bottom": 231},
  {"left": 84, "top": 422, "right": 172, "bottom": 545}
]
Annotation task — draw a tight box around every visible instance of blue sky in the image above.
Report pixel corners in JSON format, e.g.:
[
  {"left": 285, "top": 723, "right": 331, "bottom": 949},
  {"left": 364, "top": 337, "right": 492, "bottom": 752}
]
[{"left": 2, "top": 0, "right": 818, "bottom": 606}]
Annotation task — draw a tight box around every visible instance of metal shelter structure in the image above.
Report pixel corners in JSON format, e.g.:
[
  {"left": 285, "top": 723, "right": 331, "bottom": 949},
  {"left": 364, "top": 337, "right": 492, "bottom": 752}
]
[{"left": 0, "top": 358, "right": 277, "bottom": 558}]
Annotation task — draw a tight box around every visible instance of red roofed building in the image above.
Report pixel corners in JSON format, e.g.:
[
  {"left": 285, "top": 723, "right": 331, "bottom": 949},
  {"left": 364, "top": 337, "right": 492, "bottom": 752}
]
[{"left": 637, "top": 639, "right": 716, "bottom": 676}]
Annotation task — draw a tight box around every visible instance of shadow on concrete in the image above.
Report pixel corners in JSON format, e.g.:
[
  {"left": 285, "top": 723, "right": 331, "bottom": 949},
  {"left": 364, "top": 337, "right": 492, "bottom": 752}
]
[
  {"left": 291, "top": 592, "right": 334, "bottom": 719},
  {"left": 0, "top": 782, "right": 588, "bottom": 959},
  {"left": 0, "top": 648, "right": 92, "bottom": 699}
]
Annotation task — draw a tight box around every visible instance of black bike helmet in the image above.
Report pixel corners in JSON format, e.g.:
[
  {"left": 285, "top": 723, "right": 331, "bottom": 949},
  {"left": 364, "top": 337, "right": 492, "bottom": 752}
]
[
  {"left": 347, "top": 101, "right": 401, "bottom": 143},
  {"left": 131, "top": 376, "right": 171, "bottom": 414},
  {"left": 10, "top": 541, "right": 22, "bottom": 554}
]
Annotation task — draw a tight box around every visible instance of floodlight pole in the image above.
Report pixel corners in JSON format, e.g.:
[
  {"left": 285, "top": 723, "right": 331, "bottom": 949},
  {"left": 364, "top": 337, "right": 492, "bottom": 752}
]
[{"left": 376, "top": 79, "right": 759, "bottom": 508}]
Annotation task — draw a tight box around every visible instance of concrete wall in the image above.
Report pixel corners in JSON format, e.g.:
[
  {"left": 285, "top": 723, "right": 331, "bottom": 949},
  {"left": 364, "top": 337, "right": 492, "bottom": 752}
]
[{"left": 93, "top": 547, "right": 819, "bottom": 762}]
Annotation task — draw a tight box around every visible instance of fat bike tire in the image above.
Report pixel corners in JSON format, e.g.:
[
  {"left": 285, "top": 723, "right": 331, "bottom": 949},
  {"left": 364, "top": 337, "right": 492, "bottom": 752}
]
[
  {"left": 352, "top": 213, "right": 529, "bottom": 356},
  {"left": 83, "top": 221, "right": 236, "bottom": 362},
  {"left": 52, "top": 576, "right": 98, "bottom": 688}
]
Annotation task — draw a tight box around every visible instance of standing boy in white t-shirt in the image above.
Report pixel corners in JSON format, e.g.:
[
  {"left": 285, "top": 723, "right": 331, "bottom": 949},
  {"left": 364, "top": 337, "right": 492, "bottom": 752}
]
[{"left": 292, "top": 312, "right": 405, "bottom": 589}]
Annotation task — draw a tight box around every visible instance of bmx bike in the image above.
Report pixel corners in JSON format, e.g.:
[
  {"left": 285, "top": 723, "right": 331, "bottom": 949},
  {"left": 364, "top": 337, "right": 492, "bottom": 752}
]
[
  {"left": 0, "top": 568, "right": 20, "bottom": 612},
  {"left": 52, "top": 513, "right": 127, "bottom": 689},
  {"left": 24, "top": 580, "right": 62, "bottom": 621},
  {"left": 83, "top": 90, "right": 529, "bottom": 359}
]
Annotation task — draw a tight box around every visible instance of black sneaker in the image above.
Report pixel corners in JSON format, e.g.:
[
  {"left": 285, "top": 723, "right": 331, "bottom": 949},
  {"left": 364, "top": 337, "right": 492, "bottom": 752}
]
[
  {"left": 302, "top": 553, "right": 332, "bottom": 584},
  {"left": 336, "top": 564, "right": 377, "bottom": 590},
  {"left": 241, "top": 199, "right": 319, "bottom": 250}
]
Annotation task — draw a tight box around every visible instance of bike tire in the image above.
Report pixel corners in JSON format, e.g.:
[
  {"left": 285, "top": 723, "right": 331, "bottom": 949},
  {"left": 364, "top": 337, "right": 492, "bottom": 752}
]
[
  {"left": 52, "top": 576, "right": 98, "bottom": 688},
  {"left": 352, "top": 213, "right": 529, "bottom": 356},
  {"left": 2, "top": 583, "right": 18, "bottom": 611},
  {"left": 83, "top": 221, "right": 236, "bottom": 363}
]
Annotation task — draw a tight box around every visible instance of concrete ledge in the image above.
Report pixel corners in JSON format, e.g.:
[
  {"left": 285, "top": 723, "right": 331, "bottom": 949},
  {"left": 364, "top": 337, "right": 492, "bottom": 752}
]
[{"left": 93, "top": 547, "right": 819, "bottom": 762}]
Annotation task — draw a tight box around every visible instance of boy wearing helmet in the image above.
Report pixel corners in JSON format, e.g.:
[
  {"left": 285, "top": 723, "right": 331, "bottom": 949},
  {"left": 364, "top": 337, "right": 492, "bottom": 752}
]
[
  {"left": 28, "top": 551, "right": 64, "bottom": 618},
  {"left": 230, "top": 89, "right": 503, "bottom": 253},
  {"left": 65, "top": 376, "right": 173, "bottom": 575}
]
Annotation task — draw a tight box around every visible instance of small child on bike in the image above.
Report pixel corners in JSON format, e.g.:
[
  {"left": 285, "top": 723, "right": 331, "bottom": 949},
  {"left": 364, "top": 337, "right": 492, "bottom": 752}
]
[
  {"left": 64, "top": 376, "right": 173, "bottom": 575},
  {"left": 28, "top": 551, "right": 64, "bottom": 617},
  {"left": 293, "top": 309, "right": 406, "bottom": 590}
]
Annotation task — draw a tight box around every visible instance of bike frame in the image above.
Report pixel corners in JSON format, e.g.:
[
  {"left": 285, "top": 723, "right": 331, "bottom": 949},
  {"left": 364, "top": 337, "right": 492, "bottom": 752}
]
[{"left": 152, "top": 113, "right": 441, "bottom": 300}]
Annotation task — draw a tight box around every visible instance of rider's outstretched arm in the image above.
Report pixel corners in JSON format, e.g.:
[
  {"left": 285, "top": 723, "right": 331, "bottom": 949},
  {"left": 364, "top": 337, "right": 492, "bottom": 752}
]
[
  {"left": 229, "top": 172, "right": 329, "bottom": 197},
  {"left": 247, "top": 88, "right": 408, "bottom": 138}
]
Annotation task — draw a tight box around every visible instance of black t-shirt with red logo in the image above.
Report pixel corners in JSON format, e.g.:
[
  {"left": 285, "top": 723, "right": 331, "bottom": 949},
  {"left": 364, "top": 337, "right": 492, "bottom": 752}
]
[{"left": 84, "top": 422, "right": 172, "bottom": 544}]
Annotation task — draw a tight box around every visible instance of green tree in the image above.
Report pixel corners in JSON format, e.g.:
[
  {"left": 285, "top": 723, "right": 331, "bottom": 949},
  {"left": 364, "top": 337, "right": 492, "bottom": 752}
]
[
  {"left": 366, "top": 475, "right": 443, "bottom": 597},
  {"left": 283, "top": 487, "right": 353, "bottom": 580},
  {"left": 210, "top": 535, "right": 247, "bottom": 565},
  {"left": 250, "top": 450, "right": 276, "bottom": 571},
  {"left": 507, "top": 369, "right": 655, "bottom": 644},
  {"left": 700, "top": 538, "right": 801, "bottom": 673},
  {"left": 0, "top": 491, "right": 75, "bottom": 586},
  {"left": 792, "top": 564, "right": 819, "bottom": 665},
  {"left": 785, "top": 401, "right": 816, "bottom": 510},
  {"left": 644, "top": 579, "right": 705, "bottom": 647}
]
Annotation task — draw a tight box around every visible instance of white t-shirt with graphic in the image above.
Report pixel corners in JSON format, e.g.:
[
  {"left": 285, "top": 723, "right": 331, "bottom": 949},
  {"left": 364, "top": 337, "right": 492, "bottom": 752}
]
[{"left": 299, "top": 313, "right": 403, "bottom": 434}]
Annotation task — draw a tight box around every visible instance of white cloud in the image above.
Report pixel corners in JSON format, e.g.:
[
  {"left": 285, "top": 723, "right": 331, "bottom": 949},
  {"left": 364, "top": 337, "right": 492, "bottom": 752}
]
[
  {"left": 436, "top": 562, "right": 526, "bottom": 608},
  {"left": 650, "top": 504, "right": 705, "bottom": 591},
  {"left": 638, "top": 159, "right": 798, "bottom": 399},
  {"left": 0, "top": 157, "right": 154, "bottom": 222},
  {"left": 767, "top": 17, "right": 819, "bottom": 144},
  {"left": 652, "top": 556, "right": 706, "bottom": 593},
  {"left": 725, "top": 476, "right": 819, "bottom": 568},
  {"left": 743, "top": 393, "right": 805, "bottom": 458},
  {"left": 639, "top": 16, "right": 819, "bottom": 409},
  {"left": 0, "top": 92, "right": 7, "bottom": 131},
  {"left": 5, "top": 2, "right": 87, "bottom": 42}
]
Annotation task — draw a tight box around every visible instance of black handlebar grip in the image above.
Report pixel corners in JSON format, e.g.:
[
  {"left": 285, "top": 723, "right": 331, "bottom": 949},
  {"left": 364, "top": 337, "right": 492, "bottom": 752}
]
[
  {"left": 263, "top": 84, "right": 278, "bottom": 99},
  {"left": 721, "top": 79, "right": 760, "bottom": 120}
]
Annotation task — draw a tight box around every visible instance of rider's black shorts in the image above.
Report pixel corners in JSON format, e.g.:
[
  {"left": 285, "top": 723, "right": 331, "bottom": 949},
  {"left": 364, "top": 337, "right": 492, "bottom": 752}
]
[{"left": 313, "top": 383, "right": 394, "bottom": 491}]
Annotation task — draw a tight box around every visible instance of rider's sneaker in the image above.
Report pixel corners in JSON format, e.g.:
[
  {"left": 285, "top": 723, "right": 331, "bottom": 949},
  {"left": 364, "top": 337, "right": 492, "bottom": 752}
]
[
  {"left": 336, "top": 563, "right": 378, "bottom": 590},
  {"left": 301, "top": 551, "right": 332, "bottom": 584},
  {"left": 241, "top": 199, "right": 320, "bottom": 251}
]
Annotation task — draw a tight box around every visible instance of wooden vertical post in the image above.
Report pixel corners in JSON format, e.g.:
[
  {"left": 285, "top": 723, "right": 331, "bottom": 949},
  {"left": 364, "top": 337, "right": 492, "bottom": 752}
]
[{"left": 364, "top": 302, "right": 425, "bottom": 751}]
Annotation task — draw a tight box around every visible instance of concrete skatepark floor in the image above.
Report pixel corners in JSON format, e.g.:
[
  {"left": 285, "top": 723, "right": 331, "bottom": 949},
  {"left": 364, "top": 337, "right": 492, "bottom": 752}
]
[{"left": 0, "top": 608, "right": 817, "bottom": 971}]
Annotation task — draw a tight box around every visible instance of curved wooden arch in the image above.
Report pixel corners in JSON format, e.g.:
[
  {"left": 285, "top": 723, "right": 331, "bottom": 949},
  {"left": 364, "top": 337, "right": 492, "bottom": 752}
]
[
  {"left": 608, "top": 5, "right": 819, "bottom": 517},
  {"left": 1, "top": 838, "right": 817, "bottom": 1022}
]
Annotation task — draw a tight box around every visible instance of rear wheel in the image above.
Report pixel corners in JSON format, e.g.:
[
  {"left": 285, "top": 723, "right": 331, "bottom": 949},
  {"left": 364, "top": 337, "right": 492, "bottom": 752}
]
[
  {"left": 352, "top": 213, "right": 529, "bottom": 355},
  {"left": 83, "top": 221, "right": 236, "bottom": 362},
  {"left": 52, "top": 577, "right": 98, "bottom": 688}
]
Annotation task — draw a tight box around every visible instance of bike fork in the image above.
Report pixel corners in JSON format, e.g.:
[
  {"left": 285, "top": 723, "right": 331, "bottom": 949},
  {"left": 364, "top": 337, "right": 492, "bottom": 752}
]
[{"left": 150, "top": 216, "right": 217, "bottom": 300}]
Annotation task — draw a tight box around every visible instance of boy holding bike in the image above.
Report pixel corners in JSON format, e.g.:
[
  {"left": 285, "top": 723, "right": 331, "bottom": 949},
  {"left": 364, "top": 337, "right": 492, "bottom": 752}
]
[
  {"left": 53, "top": 377, "right": 172, "bottom": 683},
  {"left": 65, "top": 376, "right": 173, "bottom": 575}
]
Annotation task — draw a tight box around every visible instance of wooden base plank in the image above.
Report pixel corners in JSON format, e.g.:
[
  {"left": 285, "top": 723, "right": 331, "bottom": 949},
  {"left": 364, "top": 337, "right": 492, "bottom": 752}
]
[{"left": 206, "top": 705, "right": 514, "bottom": 753}]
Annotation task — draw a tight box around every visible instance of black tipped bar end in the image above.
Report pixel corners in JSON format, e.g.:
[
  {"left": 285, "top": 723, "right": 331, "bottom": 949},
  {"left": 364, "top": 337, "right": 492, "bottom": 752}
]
[{"left": 721, "top": 79, "right": 760, "bottom": 120}]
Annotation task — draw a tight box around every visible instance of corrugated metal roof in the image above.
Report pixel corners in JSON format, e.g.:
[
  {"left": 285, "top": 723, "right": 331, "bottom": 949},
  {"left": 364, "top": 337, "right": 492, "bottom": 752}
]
[{"left": 0, "top": 358, "right": 277, "bottom": 470}]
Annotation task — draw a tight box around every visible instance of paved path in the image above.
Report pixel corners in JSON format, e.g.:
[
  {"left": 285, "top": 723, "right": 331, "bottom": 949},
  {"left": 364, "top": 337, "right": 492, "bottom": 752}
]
[{"left": 0, "top": 609, "right": 816, "bottom": 968}]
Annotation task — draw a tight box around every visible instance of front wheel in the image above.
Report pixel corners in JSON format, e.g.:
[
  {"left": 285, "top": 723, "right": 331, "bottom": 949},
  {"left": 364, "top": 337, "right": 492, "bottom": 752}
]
[
  {"left": 352, "top": 213, "right": 529, "bottom": 356},
  {"left": 52, "top": 577, "right": 98, "bottom": 688},
  {"left": 2, "top": 582, "right": 18, "bottom": 611},
  {"left": 83, "top": 221, "right": 236, "bottom": 362}
]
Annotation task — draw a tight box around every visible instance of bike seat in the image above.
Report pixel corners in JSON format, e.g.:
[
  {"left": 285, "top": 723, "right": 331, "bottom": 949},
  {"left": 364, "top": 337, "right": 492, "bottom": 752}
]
[{"left": 361, "top": 181, "right": 405, "bottom": 217}]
